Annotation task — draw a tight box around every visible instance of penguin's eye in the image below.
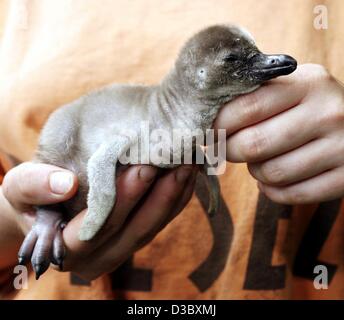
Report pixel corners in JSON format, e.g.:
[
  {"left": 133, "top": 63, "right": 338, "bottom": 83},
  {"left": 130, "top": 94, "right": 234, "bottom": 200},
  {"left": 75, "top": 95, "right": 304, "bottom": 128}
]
[{"left": 223, "top": 54, "right": 240, "bottom": 62}]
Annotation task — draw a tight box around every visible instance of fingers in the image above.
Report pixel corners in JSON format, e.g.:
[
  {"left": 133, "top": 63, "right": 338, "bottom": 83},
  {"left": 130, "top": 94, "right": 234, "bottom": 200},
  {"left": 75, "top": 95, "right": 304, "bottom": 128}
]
[
  {"left": 225, "top": 101, "right": 321, "bottom": 162},
  {"left": 223, "top": 64, "right": 344, "bottom": 205},
  {"left": 162, "top": 168, "right": 198, "bottom": 227},
  {"left": 85, "top": 165, "right": 159, "bottom": 248},
  {"left": 62, "top": 165, "right": 158, "bottom": 258},
  {"left": 213, "top": 64, "right": 329, "bottom": 136},
  {"left": 65, "top": 165, "right": 195, "bottom": 279},
  {"left": 101, "top": 165, "right": 158, "bottom": 235},
  {"left": 259, "top": 166, "right": 344, "bottom": 204},
  {"left": 124, "top": 165, "right": 195, "bottom": 246},
  {"left": 248, "top": 137, "right": 344, "bottom": 186},
  {"left": 214, "top": 64, "right": 337, "bottom": 163},
  {"left": 213, "top": 70, "right": 307, "bottom": 135},
  {"left": 2, "top": 162, "right": 78, "bottom": 211}
]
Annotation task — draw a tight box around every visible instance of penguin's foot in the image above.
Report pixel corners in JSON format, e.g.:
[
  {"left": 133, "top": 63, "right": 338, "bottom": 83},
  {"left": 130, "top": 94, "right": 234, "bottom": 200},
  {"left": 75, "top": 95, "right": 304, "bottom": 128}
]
[{"left": 18, "top": 208, "right": 66, "bottom": 280}]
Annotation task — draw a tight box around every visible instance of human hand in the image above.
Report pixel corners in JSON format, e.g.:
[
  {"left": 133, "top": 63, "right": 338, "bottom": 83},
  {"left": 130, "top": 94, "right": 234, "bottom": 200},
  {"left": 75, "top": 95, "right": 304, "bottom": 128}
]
[
  {"left": 2, "top": 162, "right": 78, "bottom": 234},
  {"left": 0, "top": 162, "right": 78, "bottom": 269},
  {"left": 62, "top": 164, "right": 197, "bottom": 280},
  {"left": 214, "top": 64, "right": 344, "bottom": 204},
  {"left": 2, "top": 162, "right": 197, "bottom": 280}
]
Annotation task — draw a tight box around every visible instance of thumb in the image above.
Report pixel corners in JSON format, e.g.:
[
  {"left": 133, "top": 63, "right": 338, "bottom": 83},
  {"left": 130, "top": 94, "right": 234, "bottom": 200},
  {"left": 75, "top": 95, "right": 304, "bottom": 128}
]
[{"left": 2, "top": 162, "right": 78, "bottom": 211}]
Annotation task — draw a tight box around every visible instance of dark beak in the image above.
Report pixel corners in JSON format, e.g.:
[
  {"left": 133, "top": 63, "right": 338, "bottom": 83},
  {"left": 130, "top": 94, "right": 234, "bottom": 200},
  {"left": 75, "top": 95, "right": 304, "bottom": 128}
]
[{"left": 249, "top": 53, "right": 297, "bottom": 81}]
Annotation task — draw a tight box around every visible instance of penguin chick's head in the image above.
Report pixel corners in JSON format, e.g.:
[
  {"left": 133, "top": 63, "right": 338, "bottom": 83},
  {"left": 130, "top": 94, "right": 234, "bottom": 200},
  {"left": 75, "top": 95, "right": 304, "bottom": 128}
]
[{"left": 176, "top": 25, "right": 297, "bottom": 104}]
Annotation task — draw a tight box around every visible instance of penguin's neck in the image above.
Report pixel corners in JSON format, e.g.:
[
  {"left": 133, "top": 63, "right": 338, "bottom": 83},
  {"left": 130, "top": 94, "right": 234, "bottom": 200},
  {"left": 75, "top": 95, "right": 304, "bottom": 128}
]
[{"left": 152, "top": 68, "right": 224, "bottom": 132}]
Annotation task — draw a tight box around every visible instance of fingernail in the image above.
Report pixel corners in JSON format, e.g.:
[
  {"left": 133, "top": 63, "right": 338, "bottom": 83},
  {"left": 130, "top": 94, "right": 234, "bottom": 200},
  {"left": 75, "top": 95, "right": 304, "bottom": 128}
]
[
  {"left": 139, "top": 166, "right": 158, "bottom": 182},
  {"left": 176, "top": 166, "right": 193, "bottom": 183},
  {"left": 49, "top": 171, "right": 74, "bottom": 195}
]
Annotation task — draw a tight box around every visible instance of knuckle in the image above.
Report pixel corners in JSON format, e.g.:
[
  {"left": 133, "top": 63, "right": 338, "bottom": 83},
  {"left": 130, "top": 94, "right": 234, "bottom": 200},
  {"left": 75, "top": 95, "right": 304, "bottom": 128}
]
[
  {"left": 237, "top": 92, "right": 261, "bottom": 122},
  {"left": 312, "top": 64, "right": 330, "bottom": 79},
  {"left": 285, "top": 189, "right": 309, "bottom": 204},
  {"left": 2, "top": 169, "right": 22, "bottom": 206},
  {"left": 304, "top": 64, "right": 330, "bottom": 82},
  {"left": 18, "top": 181, "right": 36, "bottom": 200},
  {"left": 260, "top": 162, "right": 286, "bottom": 185},
  {"left": 320, "top": 98, "right": 344, "bottom": 126},
  {"left": 160, "top": 189, "right": 178, "bottom": 204},
  {"left": 239, "top": 128, "right": 268, "bottom": 161},
  {"left": 125, "top": 189, "right": 142, "bottom": 204},
  {"left": 16, "top": 164, "right": 37, "bottom": 199}
]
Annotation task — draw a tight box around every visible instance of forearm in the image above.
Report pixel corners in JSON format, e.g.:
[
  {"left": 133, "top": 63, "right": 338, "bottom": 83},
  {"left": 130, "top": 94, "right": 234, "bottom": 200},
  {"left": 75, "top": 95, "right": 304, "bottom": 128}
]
[{"left": 0, "top": 186, "right": 24, "bottom": 269}]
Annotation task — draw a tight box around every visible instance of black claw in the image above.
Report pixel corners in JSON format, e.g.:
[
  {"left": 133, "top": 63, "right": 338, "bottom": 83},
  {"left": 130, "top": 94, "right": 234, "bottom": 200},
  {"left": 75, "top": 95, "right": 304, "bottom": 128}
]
[
  {"left": 208, "top": 209, "right": 216, "bottom": 217},
  {"left": 57, "top": 259, "right": 63, "bottom": 271},
  {"left": 33, "top": 264, "right": 43, "bottom": 280},
  {"left": 33, "top": 263, "right": 48, "bottom": 280},
  {"left": 18, "top": 209, "right": 67, "bottom": 280}
]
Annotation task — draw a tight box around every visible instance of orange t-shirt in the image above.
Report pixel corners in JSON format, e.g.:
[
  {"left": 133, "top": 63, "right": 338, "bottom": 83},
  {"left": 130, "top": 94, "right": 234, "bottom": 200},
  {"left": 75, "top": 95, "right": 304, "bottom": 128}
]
[{"left": 0, "top": 0, "right": 343, "bottom": 299}]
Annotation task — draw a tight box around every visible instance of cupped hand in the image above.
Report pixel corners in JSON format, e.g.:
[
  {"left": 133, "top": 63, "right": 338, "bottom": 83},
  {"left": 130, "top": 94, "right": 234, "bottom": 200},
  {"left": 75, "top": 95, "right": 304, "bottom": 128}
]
[
  {"left": 2, "top": 162, "right": 197, "bottom": 280},
  {"left": 215, "top": 64, "right": 344, "bottom": 204}
]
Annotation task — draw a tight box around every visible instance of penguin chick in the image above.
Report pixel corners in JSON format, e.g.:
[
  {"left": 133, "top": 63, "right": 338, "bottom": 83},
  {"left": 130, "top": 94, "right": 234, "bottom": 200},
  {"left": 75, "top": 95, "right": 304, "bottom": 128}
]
[{"left": 18, "top": 24, "right": 297, "bottom": 279}]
